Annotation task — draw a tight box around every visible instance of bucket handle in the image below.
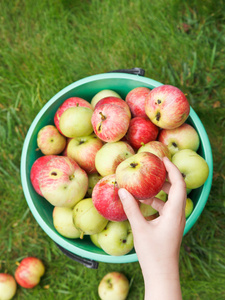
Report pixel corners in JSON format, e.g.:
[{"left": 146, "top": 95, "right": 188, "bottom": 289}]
[
  {"left": 108, "top": 67, "right": 145, "bottom": 76},
  {"left": 55, "top": 243, "right": 99, "bottom": 269}
]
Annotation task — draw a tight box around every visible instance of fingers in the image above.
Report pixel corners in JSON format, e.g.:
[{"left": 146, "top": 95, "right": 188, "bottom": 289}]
[
  {"left": 118, "top": 188, "right": 147, "bottom": 230},
  {"left": 162, "top": 157, "right": 186, "bottom": 214}
]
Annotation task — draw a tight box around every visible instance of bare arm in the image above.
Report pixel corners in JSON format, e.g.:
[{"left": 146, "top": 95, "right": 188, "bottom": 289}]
[{"left": 118, "top": 157, "right": 186, "bottom": 300}]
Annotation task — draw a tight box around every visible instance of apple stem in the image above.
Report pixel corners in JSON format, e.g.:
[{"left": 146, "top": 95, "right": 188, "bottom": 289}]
[
  {"left": 99, "top": 112, "right": 106, "bottom": 121},
  {"left": 130, "top": 163, "right": 138, "bottom": 168},
  {"left": 80, "top": 231, "right": 84, "bottom": 239}
]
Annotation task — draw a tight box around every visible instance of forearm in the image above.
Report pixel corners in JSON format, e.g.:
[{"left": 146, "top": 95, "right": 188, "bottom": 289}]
[{"left": 142, "top": 258, "right": 182, "bottom": 300}]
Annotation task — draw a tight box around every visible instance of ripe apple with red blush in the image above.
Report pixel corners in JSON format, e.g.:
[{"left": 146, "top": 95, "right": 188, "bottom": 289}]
[
  {"left": 145, "top": 85, "right": 190, "bottom": 129},
  {"left": 39, "top": 156, "right": 88, "bottom": 207},
  {"left": 126, "top": 116, "right": 159, "bottom": 149},
  {"left": 54, "top": 97, "right": 93, "bottom": 134},
  {"left": 94, "top": 96, "right": 131, "bottom": 118},
  {"left": 116, "top": 152, "right": 166, "bottom": 200},
  {"left": 92, "top": 174, "right": 128, "bottom": 222},
  {"left": 0, "top": 273, "right": 17, "bottom": 300},
  {"left": 15, "top": 257, "right": 45, "bottom": 289},
  {"left": 30, "top": 155, "right": 57, "bottom": 196},
  {"left": 125, "top": 86, "right": 150, "bottom": 117},
  {"left": 138, "top": 140, "right": 171, "bottom": 160},
  {"left": 67, "top": 133, "right": 103, "bottom": 174},
  {"left": 91, "top": 103, "right": 130, "bottom": 142}
]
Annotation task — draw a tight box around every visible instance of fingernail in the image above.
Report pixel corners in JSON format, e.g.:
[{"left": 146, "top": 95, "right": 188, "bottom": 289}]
[{"left": 118, "top": 188, "right": 127, "bottom": 201}]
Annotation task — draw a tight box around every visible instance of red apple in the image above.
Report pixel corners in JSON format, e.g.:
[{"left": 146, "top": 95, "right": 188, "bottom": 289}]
[
  {"left": 126, "top": 117, "right": 159, "bottom": 149},
  {"left": 95, "top": 96, "right": 131, "bottom": 118},
  {"left": 54, "top": 97, "right": 93, "bottom": 134},
  {"left": 91, "top": 103, "right": 130, "bottom": 142},
  {"left": 39, "top": 156, "right": 88, "bottom": 207},
  {"left": 92, "top": 174, "right": 128, "bottom": 222},
  {"left": 15, "top": 257, "right": 45, "bottom": 289},
  {"left": 158, "top": 123, "right": 200, "bottom": 156},
  {"left": 37, "top": 125, "right": 66, "bottom": 155},
  {"left": 67, "top": 133, "right": 103, "bottom": 174},
  {"left": 30, "top": 155, "right": 56, "bottom": 196},
  {"left": 145, "top": 85, "right": 190, "bottom": 129},
  {"left": 125, "top": 86, "right": 150, "bottom": 117},
  {"left": 138, "top": 140, "right": 171, "bottom": 160},
  {"left": 116, "top": 152, "right": 166, "bottom": 200},
  {"left": 0, "top": 273, "right": 17, "bottom": 300}
]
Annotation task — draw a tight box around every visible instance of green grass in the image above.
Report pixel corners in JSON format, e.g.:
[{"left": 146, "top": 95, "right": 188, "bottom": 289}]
[{"left": 0, "top": 0, "right": 225, "bottom": 299}]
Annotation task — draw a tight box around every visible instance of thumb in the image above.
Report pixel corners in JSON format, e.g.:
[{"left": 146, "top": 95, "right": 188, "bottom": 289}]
[{"left": 118, "top": 188, "right": 146, "bottom": 229}]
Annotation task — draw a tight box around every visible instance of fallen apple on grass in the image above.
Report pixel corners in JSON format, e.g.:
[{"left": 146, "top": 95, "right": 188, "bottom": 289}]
[
  {"left": 97, "top": 221, "right": 134, "bottom": 256},
  {"left": 15, "top": 257, "right": 45, "bottom": 289},
  {"left": 95, "top": 141, "right": 135, "bottom": 177},
  {"left": 0, "top": 273, "right": 17, "bottom": 300},
  {"left": 116, "top": 152, "right": 166, "bottom": 200},
  {"left": 39, "top": 156, "right": 88, "bottom": 207},
  {"left": 158, "top": 123, "right": 200, "bottom": 156},
  {"left": 37, "top": 125, "right": 66, "bottom": 155},
  {"left": 145, "top": 85, "right": 190, "bottom": 129},
  {"left": 53, "top": 207, "right": 81, "bottom": 239},
  {"left": 98, "top": 272, "right": 130, "bottom": 300}
]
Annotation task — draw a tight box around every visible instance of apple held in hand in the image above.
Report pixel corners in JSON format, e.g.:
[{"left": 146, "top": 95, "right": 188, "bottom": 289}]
[
  {"left": 30, "top": 155, "right": 56, "bottom": 196},
  {"left": 172, "top": 149, "right": 209, "bottom": 189},
  {"left": 97, "top": 220, "right": 134, "bottom": 256},
  {"left": 15, "top": 257, "right": 45, "bottom": 289},
  {"left": 54, "top": 97, "right": 93, "bottom": 134},
  {"left": 116, "top": 152, "right": 166, "bottom": 200},
  {"left": 125, "top": 86, "right": 150, "bottom": 117},
  {"left": 138, "top": 140, "right": 171, "bottom": 160},
  {"left": 72, "top": 198, "right": 108, "bottom": 238},
  {"left": 53, "top": 207, "right": 81, "bottom": 239},
  {"left": 37, "top": 125, "right": 66, "bottom": 155},
  {"left": 145, "top": 85, "right": 190, "bottom": 129},
  {"left": 67, "top": 133, "right": 103, "bottom": 174},
  {"left": 39, "top": 156, "right": 88, "bottom": 207},
  {"left": 98, "top": 272, "right": 130, "bottom": 300},
  {"left": 0, "top": 273, "right": 17, "bottom": 300},
  {"left": 95, "top": 141, "right": 135, "bottom": 177},
  {"left": 95, "top": 97, "right": 131, "bottom": 118},
  {"left": 91, "top": 103, "right": 130, "bottom": 142},
  {"left": 91, "top": 89, "right": 122, "bottom": 108},
  {"left": 158, "top": 123, "right": 200, "bottom": 156},
  {"left": 92, "top": 174, "right": 128, "bottom": 222},
  {"left": 59, "top": 106, "right": 93, "bottom": 138},
  {"left": 126, "top": 117, "right": 159, "bottom": 149}
]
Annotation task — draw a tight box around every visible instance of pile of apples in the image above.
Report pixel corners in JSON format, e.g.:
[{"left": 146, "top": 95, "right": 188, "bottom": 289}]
[{"left": 30, "top": 84, "right": 209, "bottom": 257}]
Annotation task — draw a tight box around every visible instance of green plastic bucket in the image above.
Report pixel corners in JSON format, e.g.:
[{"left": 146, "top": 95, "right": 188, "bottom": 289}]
[{"left": 20, "top": 70, "right": 213, "bottom": 265}]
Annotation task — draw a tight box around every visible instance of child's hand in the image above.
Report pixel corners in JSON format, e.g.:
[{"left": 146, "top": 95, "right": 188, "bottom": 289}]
[{"left": 118, "top": 157, "right": 186, "bottom": 300}]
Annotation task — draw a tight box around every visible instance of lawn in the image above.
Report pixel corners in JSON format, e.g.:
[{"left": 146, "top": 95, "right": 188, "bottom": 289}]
[{"left": 0, "top": 0, "right": 225, "bottom": 299}]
